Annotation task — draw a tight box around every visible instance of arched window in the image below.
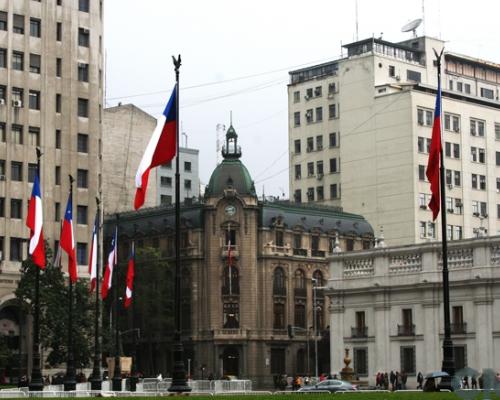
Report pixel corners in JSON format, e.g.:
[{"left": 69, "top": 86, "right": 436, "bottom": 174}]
[
  {"left": 294, "top": 303, "right": 306, "bottom": 329},
  {"left": 222, "top": 265, "right": 239, "bottom": 295},
  {"left": 294, "top": 269, "right": 306, "bottom": 298},
  {"left": 312, "top": 270, "right": 324, "bottom": 286},
  {"left": 273, "top": 267, "right": 286, "bottom": 296},
  {"left": 273, "top": 302, "right": 285, "bottom": 329}
]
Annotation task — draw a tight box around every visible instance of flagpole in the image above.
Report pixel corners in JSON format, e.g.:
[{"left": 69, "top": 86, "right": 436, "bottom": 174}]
[
  {"left": 29, "top": 148, "right": 43, "bottom": 392},
  {"left": 129, "top": 241, "right": 138, "bottom": 392},
  {"left": 435, "top": 48, "right": 455, "bottom": 390},
  {"left": 112, "top": 219, "right": 122, "bottom": 391},
  {"left": 64, "top": 175, "right": 76, "bottom": 391},
  {"left": 90, "top": 197, "right": 102, "bottom": 390},
  {"left": 169, "top": 54, "right": 190, "bottom": 393}
]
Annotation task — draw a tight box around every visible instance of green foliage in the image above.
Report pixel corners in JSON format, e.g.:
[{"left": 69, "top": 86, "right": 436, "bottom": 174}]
[{"left": 15, "top": 245, "right": 95, "bottom": 368}]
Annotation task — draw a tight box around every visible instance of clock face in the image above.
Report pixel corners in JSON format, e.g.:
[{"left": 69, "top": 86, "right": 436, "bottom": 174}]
[{"left": 225, "top": 205, "right": 236, "bottom": 216}]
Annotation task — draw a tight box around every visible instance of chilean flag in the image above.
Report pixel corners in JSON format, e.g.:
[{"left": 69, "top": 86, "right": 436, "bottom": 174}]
[
  {"left": 60, "top": 192, "right": 77, "bottom": 283},
  {"left": 426, "top": 81, "right": 442, "bottom": 220},
  {"left": 88, "top": 214, "right": 98, "bottom": 292},
  {"left": 134, "top": 85, "right": 177, "bottom": 210},
  {"left": 124, "top": 242, "right": 135, "bottom": 308},
  {"left": 101, "top": 227, "right": 117, "bottom": 300},
  {"left": 26, "top": 172, "right": 45, "bottom": 269}
]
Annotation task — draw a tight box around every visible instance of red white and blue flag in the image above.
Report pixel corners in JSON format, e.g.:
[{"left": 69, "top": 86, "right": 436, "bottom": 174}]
[
  {"left": 88, "top": 214, "right": 98, "bottom": 292},
  {"left": 134, "top": 85, "right": 177, "bottom": 210},
  {"left": 426, "top": 81, "right": 442, "bottom": 220},
  {"left": 60, "top": 192, "right": 77, "bottom": 283},
  {"left": 101, "top": 227, "right": 117, "bottom": 300},
  {"left": 124, "top": 242, "right": 135, "bottom": 308},
  {"left": 26, "top": 172, "right": 45, "bottom": 269}
]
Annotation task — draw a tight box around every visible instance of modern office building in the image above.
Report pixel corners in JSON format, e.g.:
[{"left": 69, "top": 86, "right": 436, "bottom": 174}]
[
  {"left": 102, "top": 103, "right": 157, "bottom": 214},
  {"left": 327, "top": 235, "right": 500, "bottom": 385},
  {"left": 157, "top": 146, "right": 200, "bottom": 205},
  {"left": 104, "top": 124, "right": 374, "bottom": 387},
  {"left": 289, "top": 35, "right": 500, "bottom": 245},
  {"left": 0, "top": 0, "right": 103, "bottom": 377}
]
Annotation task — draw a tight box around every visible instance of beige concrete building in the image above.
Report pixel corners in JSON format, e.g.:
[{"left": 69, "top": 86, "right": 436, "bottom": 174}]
[
  {"left": 289, "top": 35, "right": 500, "bottom": 245},
  {"left": 102, "top": 103, "right": 157, "bottom": 214},
  {"left": 327, "top": 236, "right": 500, "bottom": 385},
  {"left": 107, "top": 125, "right": 374, "bottom": 387},
  {"left": 0, "top": 0, "right": 103, "bottom": 378}
]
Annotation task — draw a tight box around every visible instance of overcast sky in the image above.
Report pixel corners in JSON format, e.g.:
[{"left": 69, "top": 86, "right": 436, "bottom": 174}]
[{"left": 104, "top": 0, "right": 500, "bottom": 199}]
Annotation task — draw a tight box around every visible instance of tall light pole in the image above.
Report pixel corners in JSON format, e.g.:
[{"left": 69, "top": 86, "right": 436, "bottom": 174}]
[{"left": 312, "top": 278, "right": 318, "bottom": 381}]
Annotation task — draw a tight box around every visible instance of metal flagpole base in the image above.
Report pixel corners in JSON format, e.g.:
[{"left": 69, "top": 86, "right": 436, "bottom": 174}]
[
  {"left": 28, "top": 368, "right": 44, "bottom": 392},
  {"left": 437, "top": 337, "right": 455, "bottom": 391},
  {"left": 63, "top": 369, "right": 76, "bottom": 391},
  {"left": 168, "top": 335, "right": 191, "bottom": 392},
  {"left": 89, "top": 370, "right": 102, "bottom": 391}
]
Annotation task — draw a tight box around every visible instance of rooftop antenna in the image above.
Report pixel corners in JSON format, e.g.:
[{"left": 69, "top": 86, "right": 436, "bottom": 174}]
[
  {"left": 355, "top": 0, "right": 359, "bottom": 41},
  {"left": 421, "top": 0, "right": 426, "bottom": 36},
  {"left": 401, "top": 18, "right": 422, "bottom": 38}
]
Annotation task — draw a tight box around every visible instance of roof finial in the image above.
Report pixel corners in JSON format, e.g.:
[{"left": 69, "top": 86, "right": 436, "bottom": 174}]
[
  {"left": 332, "top": 232, "right": 342, "bottom": 253},
  {"left": 230, "top": 110, "right": 233, "bottom": 126},
  {"left": 378, "top": 226, "right": 386, "bottom": 248}
]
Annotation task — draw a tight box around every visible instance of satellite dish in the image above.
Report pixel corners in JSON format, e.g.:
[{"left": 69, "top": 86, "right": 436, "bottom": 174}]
[{"left": 401, "top": 18, "right": 422, "bottom": 37}]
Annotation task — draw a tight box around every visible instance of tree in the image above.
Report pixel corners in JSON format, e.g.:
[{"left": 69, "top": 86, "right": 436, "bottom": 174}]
[{"left": 15, "top": 246, "right": 95, "bottom": 368}]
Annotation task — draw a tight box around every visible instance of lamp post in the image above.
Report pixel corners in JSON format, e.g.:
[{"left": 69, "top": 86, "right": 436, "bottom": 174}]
[{"left": 312, "top": 278, "right": 318, "bottom": 381}]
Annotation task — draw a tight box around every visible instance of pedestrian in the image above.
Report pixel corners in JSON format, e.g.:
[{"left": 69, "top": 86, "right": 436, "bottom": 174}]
[
  {"left": 401, "top": 371, "right": 407, "bottom": 390},
  {"left": 395, "top": 371, "right": 401, "bottom": 390},
  {"left": 384, "top": 372, "right": 389, "bottom": 390},
  {"left": 471, "top": 376, "right": 477, "bottom": 389},
  {"left": 390, "top": 370, "right": 395, "bottom": 391},
  {"left": 463, "top": 375, "right": 469, "bottom": 389},
  {"left": 417, "top": 372, "right": 423, "bottom": 389}
]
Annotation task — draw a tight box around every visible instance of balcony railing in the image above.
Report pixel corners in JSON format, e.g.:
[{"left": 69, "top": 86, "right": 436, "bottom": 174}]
[
  {"left": 351, "top": 326, "right": 368, "bottom": 338},
  {"left": 311, "top": 249, "right": 326, "bottom": 258},
  {"left": 293, "top": 248, "right": 308, "bottom": 256},
  {"left": 397, "top": 324, "right": 415, "bottom": 336},
  {"left": 451, "top": 322, "right": 467, "bottom": 334}
]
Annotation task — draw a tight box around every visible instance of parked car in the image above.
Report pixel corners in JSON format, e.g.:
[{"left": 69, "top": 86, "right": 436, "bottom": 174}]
[{"left": 297, "top": 379, "right": 357, "bottom": 393}]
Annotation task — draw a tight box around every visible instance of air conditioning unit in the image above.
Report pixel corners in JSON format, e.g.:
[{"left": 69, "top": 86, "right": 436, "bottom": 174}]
[
  {"left": 419, "top": 205, "right": 427, "bottom": 210},
  {"left": 82, "top": 28, "right": 90, "bottom": 34},
  {"left": 12, "top": 100, "right": 22, "bottom": 108},
  {"left": 317, "top": 173, "right": 323, "bottom": 180},
  {"left": 304, "top": 95, "right": 310, "bottom": 101},
  {"left": 395, "top": 75, "right": 401, "bottom": 81},
  {"left": 328, "top": 93, "right": 335, "bottom": 99},
  {"left": 0, "top": 99, "right": 5, "bottom": 106},
  {"left": 482, "top": 213, "right": 488, "bottom": 218},
  {"left": 305, "top": 111, "right": 312, "bottom": 117},
  {"left": 447, "top": 208, "right": 454, "bottom": 213},
  {"left": 453, "top": 127, "right": 460, "bottom": 133},
  {"left": 473, "top": 212, "right": 480, "bottom": 217}
]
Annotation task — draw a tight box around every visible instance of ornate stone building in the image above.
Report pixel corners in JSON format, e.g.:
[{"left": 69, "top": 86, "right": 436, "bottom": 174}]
[{"left": 107, "top": 125, "right": 373, "bottom": 387}]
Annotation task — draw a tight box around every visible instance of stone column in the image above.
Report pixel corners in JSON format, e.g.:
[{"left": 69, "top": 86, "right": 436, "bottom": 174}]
[
  {"left": 474, "top": 298, "right": 494, "bottom": 370},
  {"left": 374, "top": 303, "right": 390, "bottom": 373},
  {"left": 422, "top": 300, "right": 440, "bottom": 372},
  {"left": 329, "top": 299, "right": 345, "bottom": 374}
]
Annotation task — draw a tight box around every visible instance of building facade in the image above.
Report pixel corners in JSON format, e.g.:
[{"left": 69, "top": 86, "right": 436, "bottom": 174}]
[
  {"left": 106, "top": 125, "right": 374, "bottom": 387},
  {"left": 327, "top": 236, "right": 500, "bottom": 386},
  {"left": 0, "top": 0, "right": 103, "bottom": 378},
  {"left": 102, "top": 103, "right": 157, "bottom": 214},
  {"left": 289, "top": 35, "right": 500, "bottom": 245},
  {"left": 156, "top": 146, "right": 200, "bottom": 205}
]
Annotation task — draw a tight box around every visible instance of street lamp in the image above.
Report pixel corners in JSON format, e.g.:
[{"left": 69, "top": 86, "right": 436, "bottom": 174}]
[{"left": 312, "top": 278, "right": 319, "bottom": 381}]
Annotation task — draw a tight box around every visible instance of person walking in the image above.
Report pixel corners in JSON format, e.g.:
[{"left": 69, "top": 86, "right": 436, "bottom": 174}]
[
  {"left": 401, "top": 371, "right": 407, "bottom": 390},
  {"left": 471, "top": 375, "right": 477, "bottom": 389},
  {"left": 417, "top": 372, "right": 423, "bottom": 389},
  {"left": 390, "top": 370, "right": 396, "bottom": 391},
  {"left": 463, "top": 375, "right": 469, "bottom": 389},
  {"left": 384, "top": 372, "right": 389, "bottom": 390}
]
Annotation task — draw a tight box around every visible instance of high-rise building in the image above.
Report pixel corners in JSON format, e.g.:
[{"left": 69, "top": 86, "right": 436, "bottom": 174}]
[
  {"left": 0, "top": 0, "right": 103, "bottom": 372},
  {"left": 288, "top": 36, "right": 500, "bottom": 245}
]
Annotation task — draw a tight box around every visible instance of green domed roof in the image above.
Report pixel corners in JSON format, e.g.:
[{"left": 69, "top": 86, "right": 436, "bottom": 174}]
[{"left": 205, "top": 158, "right": 256, "bottom": 198}]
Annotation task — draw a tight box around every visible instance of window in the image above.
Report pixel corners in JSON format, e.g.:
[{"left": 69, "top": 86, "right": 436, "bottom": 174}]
[
  {"left": 306, "top": 88, "right": 313, "bottom": 98},
  {"left": 78, "top": 28, "right": 90, "bottom": 47},
  {"left": 77, "top": 133, "right": 88, "bottom": 153},
  {"left": 329, "top": 132, "right": 338, "bottom": 147},
  {"left": 444, "top": 113, "right": 460, "bottom": 132},
  {"left": 449, "top": 80, "right": 453, "bottom": 90},
  {"left": 0, "top": 124, "right": 5, "bottom": 142},
  {"left": 353, "top": 348, "right": 368, "bottom": 377},
  {"left": 273, "top": 303, "right": 285, "bottom": 329},
  {"left": 294, "top": 139, "right": 301, "bottom": 154},
  {"left": 454, "top": 346, "right": 467, "bottom": 371},
  {"left": 294, "top": 189, "right": 301, "bottom": 203},
  {"left": 273, "top": 267, "right": 286, "bottom": 296},
  {"left": 55, "top": 166, "right": 61, "bottom": 185},
  {"left": 11, "top": 125, "right": 23, "bottom": 145},
  {"left": 316, "top": 161, "right": 323, "bottom": 176},
  {"left": 457, "top": 82, "right": 463, "bottom": 92},
  {"left": 79, "top": 0, "right": 90, "bottom": 12},
  {"left": 0, "top": 198, "right": 4, "bottom": 217},
  {"left": 78, "top": 63, "right": 89, "bottom": 82},
  {"left": 315, "top": 107, "right": 323, "bottom": 122},
  {"left": 407, "top": 70, "right": 421, "bottom": 82},
  {"left": 454, "top": 171, "right": 461, "bottom": 187},
  {"left": 316, "top": 135, "right": 323, "bottom": 150},
  {"left": 479, "top": 148, "right": 485, "bottom": 163},
  {"left": 56, "top": 22, "right": 62, "bottom": 41},
  {"left": 417, "top": 108, "right": 433, "bottom": 126},
  {"left": 464, "top": 83, "right": 471, "bottom": 94},
  {"left": 77, "top": 242, "right": 87, "bottom": 265},
  {"left": 307, "top": 187, "right": 314, "bottom": 201},
  {"left": 160, "top": 194, "right": 172, "bottom": 205},
  {"left": 270, "top": 348, "right": 285, "bottom": 374},
  {"left": 388, "top": 65, "right": 395, "bottom": 77},
  {"left": 293, "top": 91, "right": 300, "bottom": 103},
  {"left": 29, "top": 91, "right": 40, "bottom": 110},
  {"left": 0, "top": 12, "right": 6, "bottom": 30},
  {"left": 77, "top": 205, "right": 87, "bottom": 224},
  {"left": 454, "top": 226, "right": 463, "bottom": 240},
  {"left": 0, "top": 49, "right": 5, "bottom": 68},
  {"left": 329, "top": 104, "right": 337, "bottom": 119},
  {"left": 294, "top": 304, "right": 306, "bottom": 329},
  {"left": 28, "top": 127, "right": 40, "bottom": 146},
  {"left": 471, "top": 174, "right": 478, "bottom": 189},
  {"left": 418, "top": 165, "right": 426, "bottom": 181},
  {"left": 78, "top": 98, "right": 88, "bottom": 117},
  {"left": 294, "top": 112, "right": 300, "bottom": 127},
  {"left": 317, "top": 186, "right": 324, "bottom": 201},
  {"left": 480, "top": 87, "right": 494, "bottom": 99},
  {"left": 306, "top": 109, "right": 313, "bottom": 123},
  {"left": 330, "top": 158, "right": 337, "bottom": 173},
  {"left": 27, "top": 163, "right": 37, "bottom": 183},
  {"left": 307, "top": 162, "right": 314, "bottom": 177},
  {"left": 400, "top": 346, "right": 416, "bottom": 374},
  {"left": 160, "top": 176, "right": 172, "bottom": 187},
  {"left": 30, "top": 18, "right": 41, "bottom": 38},
  {"left": 12, "top": 87, "right": 23, "bottom": 106},
  {"left": 330, "top": 184, "right": 339, "bottom": 199},
  {"left": 294, "top": 164, "right": 301, "bottom": 180},
  {"left": 184, "top": 161, "right": 191, "bottom": 172},
  {"left": 12, "top": 51, "right": 24, "bottom": 71},
  {"left": 56, "top": 94, "right": 61, "bottom": 113},
  {"left": 275, "top": 230, "right": 284, "bottom": 247},
  {"left": 10, "top": 199, "right": 22, "bottom": 219},
  {"left": 306, "top": 137, "right": 313, "bottom": 152},
  {"left": 10, "top": 238, "right": 23, "bottom": 261},
  {"left": 314, "top": 86, "right": 322, "bottom": 97},
  {"left": 55, "top": 202, "right": 60, "bottom": 221},
  {"left": 56, "top": 58, "right": 62, "bottom": 77},
  {"left": 77, "top": 169, "right": 88, "bottom": 188},
  {"left": 470, "top": 118, "right": 485, "bottom": 136},
  {"left": 184, "top": 179, "right": 191, "bottom": 190},
  {"left": 55, "top": 130, "right": 61, "bottom": 149},
  {"left": 13, "top": 14, "right": 24, "bottom": 34},
  {"left": 480, "top": 175, "right": 486, "bottom": 190}
]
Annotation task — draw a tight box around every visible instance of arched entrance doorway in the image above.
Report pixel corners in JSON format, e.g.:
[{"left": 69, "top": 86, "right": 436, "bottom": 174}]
[{"left": 222, "top": 346, "right": 239, "bottom": 377}]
